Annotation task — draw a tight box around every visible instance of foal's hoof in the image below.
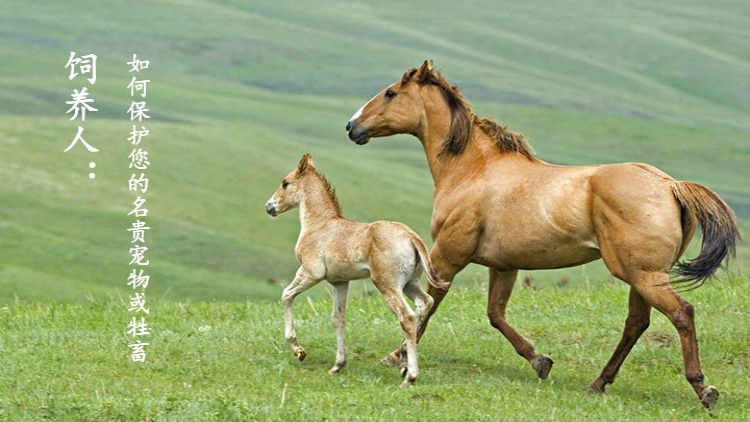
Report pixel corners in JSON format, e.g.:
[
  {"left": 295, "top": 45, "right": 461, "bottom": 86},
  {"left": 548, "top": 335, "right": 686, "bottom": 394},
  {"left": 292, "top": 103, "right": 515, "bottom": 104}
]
[
  {"left": 700, "top": 386, "right": 719, "bottom": 409},
  {"left": 531, "top": 355, "right": 554, "bottom": 380},
  {"left": 294, "top": 349, "right": 307, "bottom": 361},
  {"left": 400, "top": 376, "right": 417, "bottom": 388},
  {"left": 380, "top": 351, "right": 400, "bottom": 367},
  {"left": 329, "top": 362, "right": 345, "bottom": 374}
]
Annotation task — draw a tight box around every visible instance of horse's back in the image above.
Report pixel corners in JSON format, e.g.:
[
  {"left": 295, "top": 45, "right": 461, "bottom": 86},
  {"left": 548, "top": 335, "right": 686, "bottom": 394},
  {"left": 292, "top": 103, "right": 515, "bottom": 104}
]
[{"left": 465, "top": 159, "right": 683, "bottom": 271}]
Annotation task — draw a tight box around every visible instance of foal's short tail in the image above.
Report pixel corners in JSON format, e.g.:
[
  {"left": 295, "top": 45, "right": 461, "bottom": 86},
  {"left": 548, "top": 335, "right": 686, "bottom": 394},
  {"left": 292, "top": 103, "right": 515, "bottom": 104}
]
[
  {"left": 408, "top": 233, "right": 450, "bottom": 290},
  {"left": 671, "top": 181, "right": 740, "bottom": 287}
]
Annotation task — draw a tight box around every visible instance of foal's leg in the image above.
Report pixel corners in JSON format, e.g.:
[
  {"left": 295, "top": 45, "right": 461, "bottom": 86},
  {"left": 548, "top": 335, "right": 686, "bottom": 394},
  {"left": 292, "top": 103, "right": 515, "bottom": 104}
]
[
  {"left": 281, "top": 267, "right": 321, "bottom": 361},
  {"left": 631, "top": 272, "right": 718, "bottom": 408},
  {"left": 374, "top": 280, "right": 420, "bottom": 386},
  {"left": 588, "top": 288, "right": 651, "bottom": 393},
  {"left": 404, "top": 278, "right": 435, "bottom": 333},
  {"left": 329, "top": 282, "right": 349, "bottom": 374},
  {"left": 385, "top": 244, "right": 465, "bottom": 364},
  {"left": 400, "top": 278, "right": 435, "bottom": 375},
  {"left": 487, "top": 268, "right": 553, "bottom": 379}
]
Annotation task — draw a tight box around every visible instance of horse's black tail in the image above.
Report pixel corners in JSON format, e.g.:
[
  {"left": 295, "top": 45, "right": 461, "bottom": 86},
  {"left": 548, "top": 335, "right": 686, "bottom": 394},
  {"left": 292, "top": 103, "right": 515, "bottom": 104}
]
[{"left": 671, "top": 181, "right": 740, "bottom": 288}]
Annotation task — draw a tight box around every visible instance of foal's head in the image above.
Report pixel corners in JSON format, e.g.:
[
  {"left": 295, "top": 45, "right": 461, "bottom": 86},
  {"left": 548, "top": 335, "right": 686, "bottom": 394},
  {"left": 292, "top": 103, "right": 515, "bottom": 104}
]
[
  {"left": 265, "top": 154, "right": 314, "bottom": 217},
  {"left": 346, "top": 60, "right": 472, "bottom": 152},
  {"left": 265, "top": 154, "right": 342, "bottom": 218}
]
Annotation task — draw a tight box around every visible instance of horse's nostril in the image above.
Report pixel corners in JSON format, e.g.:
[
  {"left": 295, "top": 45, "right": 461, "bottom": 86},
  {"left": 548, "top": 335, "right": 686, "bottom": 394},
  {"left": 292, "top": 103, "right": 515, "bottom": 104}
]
[{"left": 346, "top": 121, "right": 351, "bottom": 132}]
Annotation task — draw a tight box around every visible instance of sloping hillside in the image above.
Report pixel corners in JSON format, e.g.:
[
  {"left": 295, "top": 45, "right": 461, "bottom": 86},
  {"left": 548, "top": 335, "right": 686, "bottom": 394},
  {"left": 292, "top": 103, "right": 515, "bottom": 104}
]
[{"left": 1, "top": 0, "right": 747, "bottom": 302}]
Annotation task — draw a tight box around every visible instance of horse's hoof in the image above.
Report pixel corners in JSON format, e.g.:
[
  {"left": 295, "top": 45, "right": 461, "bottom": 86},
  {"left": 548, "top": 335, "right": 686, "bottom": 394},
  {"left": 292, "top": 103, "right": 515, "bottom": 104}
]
[
  {"left": 400, "top": 366, "right": 408, "bottom": 379},
  {"left": 700, "top": 386, "right": 719, "bottom": 409},
  {"left": 295, "top": 349, "right": 307, "bottom": 361},
  {"left": 531, "top": 355, "right": 554, "bottom": 380},
  {"left": 586, "top": 379, "right": 606, "bottom": 394}
]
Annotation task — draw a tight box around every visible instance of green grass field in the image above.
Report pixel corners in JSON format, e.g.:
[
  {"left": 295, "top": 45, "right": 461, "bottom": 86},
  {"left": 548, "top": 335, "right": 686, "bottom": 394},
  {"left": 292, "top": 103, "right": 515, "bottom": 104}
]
[
  {"left": 1, "top": 279, "right": 748, "bottom": 420},
  {"left": 1, "top": 0, "right": 749, "bottom": 419}
]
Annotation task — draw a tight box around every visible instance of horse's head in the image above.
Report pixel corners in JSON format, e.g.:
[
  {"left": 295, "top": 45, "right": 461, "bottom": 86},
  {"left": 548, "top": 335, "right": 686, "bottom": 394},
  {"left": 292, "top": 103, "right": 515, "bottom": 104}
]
[
  {"left": 346, "top": 60, "right": 441, "bottom": 145},
  {"left": 265, "top": 154, "right": 314, "bottom": 217}
]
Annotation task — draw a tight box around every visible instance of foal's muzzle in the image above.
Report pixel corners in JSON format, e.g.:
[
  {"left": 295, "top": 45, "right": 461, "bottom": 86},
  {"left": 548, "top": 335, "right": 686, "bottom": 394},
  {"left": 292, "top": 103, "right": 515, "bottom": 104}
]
[
  {"left": 265, "top": 200, "right": 278, "bottom": 217},
  {"left": 346, "top": 120, "right": 370, "bottom": 145}
]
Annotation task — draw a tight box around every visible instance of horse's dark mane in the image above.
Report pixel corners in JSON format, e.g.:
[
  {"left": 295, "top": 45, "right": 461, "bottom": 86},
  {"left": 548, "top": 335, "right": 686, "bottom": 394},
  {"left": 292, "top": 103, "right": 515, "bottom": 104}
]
[
  {"left": 311, "top": 168, "right": 342, "bottom": 216},
  {"left": 411, "top": 68, "right": 537, "bottom": 160},
  {"left": 474, "top": 117, "right": 537, "bottom": 159}
]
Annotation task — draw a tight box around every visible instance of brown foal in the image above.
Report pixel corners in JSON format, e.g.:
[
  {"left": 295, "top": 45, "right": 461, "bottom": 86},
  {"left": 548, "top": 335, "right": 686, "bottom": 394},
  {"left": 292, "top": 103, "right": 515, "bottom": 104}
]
[{"left": 265, "top": 154, "right": 447, "bottom": 386}]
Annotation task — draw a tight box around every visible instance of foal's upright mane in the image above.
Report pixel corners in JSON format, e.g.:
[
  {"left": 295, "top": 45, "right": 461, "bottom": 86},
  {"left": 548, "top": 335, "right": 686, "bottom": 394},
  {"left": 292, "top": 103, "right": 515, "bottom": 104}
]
[
  {"left": 406, "top": 67, "right": 537, "bottom": 160},
  {"left": 309, "top": 168, "right": 343, "bottom": 217}
]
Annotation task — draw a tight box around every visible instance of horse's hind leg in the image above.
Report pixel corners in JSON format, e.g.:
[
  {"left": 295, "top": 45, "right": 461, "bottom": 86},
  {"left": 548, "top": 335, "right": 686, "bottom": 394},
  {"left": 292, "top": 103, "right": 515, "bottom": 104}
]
[
  {"left": 588, "top": 288, "right": 651, "bottom": 393},
  {"left": 487, "top": 268, "right": 553, "bottom": 379},
  {"left": 329, "top": 282, "right": 349, "bottom": 374},
  {"left": 632, "top": 272, "right": 718, "bottom": 408}
]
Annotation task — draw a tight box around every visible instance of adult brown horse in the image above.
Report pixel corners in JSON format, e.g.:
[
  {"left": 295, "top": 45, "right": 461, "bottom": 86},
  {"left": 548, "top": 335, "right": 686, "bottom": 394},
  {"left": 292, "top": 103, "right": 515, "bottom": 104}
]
[{"left": 345, "top": 60, "right": 739, "bottom": 408}]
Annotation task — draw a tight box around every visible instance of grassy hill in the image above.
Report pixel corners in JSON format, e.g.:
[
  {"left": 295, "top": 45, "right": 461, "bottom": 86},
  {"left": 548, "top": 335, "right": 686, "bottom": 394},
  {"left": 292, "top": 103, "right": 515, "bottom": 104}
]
[
  {"left": 1, "top": 279, "right": 747, "bottom": 419},
  {"left": 1, "top": 0, "right": 748, "bottom": 303}
]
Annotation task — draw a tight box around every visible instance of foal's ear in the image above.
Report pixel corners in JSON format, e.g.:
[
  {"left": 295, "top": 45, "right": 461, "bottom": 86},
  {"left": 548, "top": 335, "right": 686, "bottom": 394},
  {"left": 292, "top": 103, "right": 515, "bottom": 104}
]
[{"left": 297, "top": 153, "right": 314, "bottom": 173}]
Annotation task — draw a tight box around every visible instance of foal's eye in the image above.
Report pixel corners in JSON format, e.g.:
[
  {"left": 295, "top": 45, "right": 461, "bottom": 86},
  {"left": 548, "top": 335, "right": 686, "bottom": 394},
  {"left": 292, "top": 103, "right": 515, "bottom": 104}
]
[
  {"left": 384, "top": 89, "right": 396, "bottom": 100},
  {"left": 282, "top": 181, "right": 290, "bottom": 189}
]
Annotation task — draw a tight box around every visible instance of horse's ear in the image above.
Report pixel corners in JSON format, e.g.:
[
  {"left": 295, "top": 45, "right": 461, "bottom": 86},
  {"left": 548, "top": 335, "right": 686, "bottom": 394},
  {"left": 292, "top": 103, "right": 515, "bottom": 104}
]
[
  {"left": 297, "top": 153, "right": 313, "bottom": 173},
  {"left": 401, "top": 67, "right": 418, "bottom": 85},
  {"left": 415, "top": 60, "right": 435, "bottom": 84},
  {"left": 421, "top": 60, "right": 434, "bottom": 72}
]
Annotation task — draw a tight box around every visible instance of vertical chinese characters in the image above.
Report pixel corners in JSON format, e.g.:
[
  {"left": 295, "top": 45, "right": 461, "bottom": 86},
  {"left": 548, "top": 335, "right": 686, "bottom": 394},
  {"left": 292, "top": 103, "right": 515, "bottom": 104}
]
[
  {"left": 126, "top": 54, "right": 152, "bottom": 362},
  {"left": 63, "top": 52, "right": 99, "bottom": 179}
]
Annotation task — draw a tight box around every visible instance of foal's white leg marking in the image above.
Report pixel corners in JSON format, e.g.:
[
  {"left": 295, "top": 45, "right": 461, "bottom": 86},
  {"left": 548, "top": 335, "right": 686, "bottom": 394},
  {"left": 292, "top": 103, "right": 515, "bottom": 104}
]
[
  {"left": 380, "top": 281, "right": 419, "bottom": 386},
  {"left": 281, "top": 267, "right": 321, "bottom": 361},
  {"left": 329, "top": 282, "right": 349, "bottom": 374},
  {"left": 401, "top": 304, "right": 419, "bottom": 387},
  {"left": 404, "top": 279, "right": 434, "bottom": 335}
]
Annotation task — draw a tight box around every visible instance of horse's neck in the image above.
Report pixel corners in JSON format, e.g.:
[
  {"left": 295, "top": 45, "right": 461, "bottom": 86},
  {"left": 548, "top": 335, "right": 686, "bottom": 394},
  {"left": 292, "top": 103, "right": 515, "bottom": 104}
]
[
  {"left": 419, "top": 123, "right": 496, "bottom": 186},
  {"left": 298, "top": 180, "right": 339, "bottom": 234}
]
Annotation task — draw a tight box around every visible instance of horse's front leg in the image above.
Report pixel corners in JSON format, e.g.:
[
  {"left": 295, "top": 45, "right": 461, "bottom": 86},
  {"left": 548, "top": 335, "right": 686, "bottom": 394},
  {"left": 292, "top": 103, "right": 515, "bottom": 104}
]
[
  {"left": 281, "top": 267, "right": 321, "bottom": 361},
  {"left": 487, "top": 268, "right": 553, "bottom": 379},
  {"left": 329, "top": 281, "right": 349, "bottom": 373}
]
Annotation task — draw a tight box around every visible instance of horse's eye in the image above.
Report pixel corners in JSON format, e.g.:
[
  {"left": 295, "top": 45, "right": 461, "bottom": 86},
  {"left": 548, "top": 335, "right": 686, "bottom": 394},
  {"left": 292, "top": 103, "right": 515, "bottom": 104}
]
[
  {"left": 384, "top": 90, "right": 396, "bottom": 100},
  {"left": 282, "top": 181, "right": 289, "bottom": 189}
]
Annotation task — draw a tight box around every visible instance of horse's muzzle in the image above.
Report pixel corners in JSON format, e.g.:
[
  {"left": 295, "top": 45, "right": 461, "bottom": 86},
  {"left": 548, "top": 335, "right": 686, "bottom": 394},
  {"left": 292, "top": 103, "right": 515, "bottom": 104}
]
[{"left": 346, "top": 120, "right": 370, "bottom": 145}]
